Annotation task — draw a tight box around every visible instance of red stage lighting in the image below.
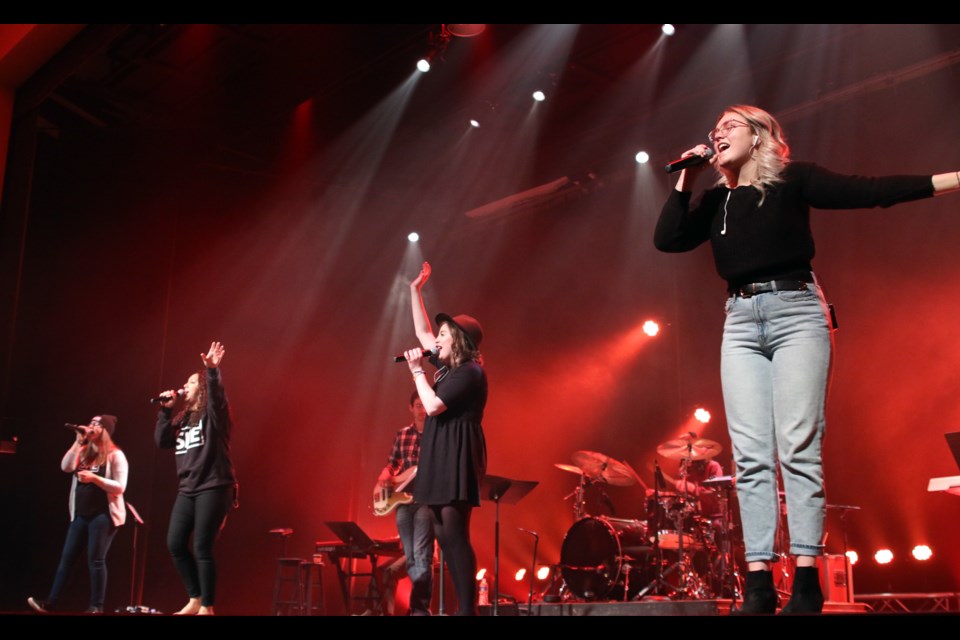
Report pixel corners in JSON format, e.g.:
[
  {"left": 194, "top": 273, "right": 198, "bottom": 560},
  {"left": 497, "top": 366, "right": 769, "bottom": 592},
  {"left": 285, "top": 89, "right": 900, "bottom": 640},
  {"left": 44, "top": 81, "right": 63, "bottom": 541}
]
[
  {"left": 845, "top": 550, "right": 859, "bottom": 566},
  {"left": 514, "top": 568, "right": 526, "bottom": 581},
  {"left": 912, "top": 545, "right": 933, "bottom": 561},
  {"left": 476, "top": 568, "right": 487, "bottom": 581},
  {"left": 642, "top": 320, "right": 659, "bottom": 337},
  {"left": 874, "top": 549, "right": 893, "bottom": 565},
  {"left": 694, "top": 408, "right": 711, "bottom": 423}
]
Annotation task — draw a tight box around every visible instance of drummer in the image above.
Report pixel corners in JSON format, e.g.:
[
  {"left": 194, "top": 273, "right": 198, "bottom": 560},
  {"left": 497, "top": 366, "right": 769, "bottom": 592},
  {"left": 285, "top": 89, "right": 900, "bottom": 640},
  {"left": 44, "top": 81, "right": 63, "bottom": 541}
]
[{"left": 675, "top": 458, "right": 724, "bottom": 517}]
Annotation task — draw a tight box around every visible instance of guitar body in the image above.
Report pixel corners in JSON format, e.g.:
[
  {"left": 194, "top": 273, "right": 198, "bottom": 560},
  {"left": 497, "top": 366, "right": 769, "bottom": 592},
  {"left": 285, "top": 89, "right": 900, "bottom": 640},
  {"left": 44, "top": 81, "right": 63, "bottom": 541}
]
[{"left": 373, "top": 465, "right": 417, "bottom": 516}]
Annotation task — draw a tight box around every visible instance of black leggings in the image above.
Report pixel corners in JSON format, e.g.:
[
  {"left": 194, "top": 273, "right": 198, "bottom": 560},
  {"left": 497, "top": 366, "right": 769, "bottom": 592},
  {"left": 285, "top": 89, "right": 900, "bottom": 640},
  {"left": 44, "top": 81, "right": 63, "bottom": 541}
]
[
  {"left": 167, "top": 486, "right": 232, "bottom": 607},
  {"left": 430, "top": 502, "right": 477, "bottom": 616}
]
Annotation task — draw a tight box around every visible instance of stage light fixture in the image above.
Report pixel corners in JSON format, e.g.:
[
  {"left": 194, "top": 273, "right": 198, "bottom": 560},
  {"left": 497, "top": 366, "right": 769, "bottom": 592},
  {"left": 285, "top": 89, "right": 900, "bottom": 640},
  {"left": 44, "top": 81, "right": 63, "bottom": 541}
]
[
  {"left": 662, "top": 24, "right": 676, "bottom": 36},
  {"left": 514, "top": 568, "right": 526, "bottom": 581},
  {"left": 642, "top": 320, "right": 660, "bottom": 336},
  {"left": 874, "top": 549, "right": 893, "bottom": 564},
  {"left": 407, "top": 232, "right": 420, "bottom": 242},
  {"left": 846, "top": 550, "right": 859, "bottom": 565},
  {"left": 694, "top": 408, "right": 711, "bottom": 423},
  {"left": 470, "top": 119, "right": 480, "bottom": 128},
  {"left": 532, "top": 91, "right": 546, "bottom": 102},
  {"left": 476, "top": 568, "right": 487, "bottom": 580},
  {"left": 537, "top": 566, "right": 551, "bottom": 580},
  {"left": 912, "top": 545, "right": 933, "bottom": 561},
  {"left": 417, "top": 59, "right": 431, "bottom": 73},
  {"left": 445, "top": 24, "right": 487, "bottom": 38},
  {"left": 635, "top": 151, "right": 650, "bottom": 164}
]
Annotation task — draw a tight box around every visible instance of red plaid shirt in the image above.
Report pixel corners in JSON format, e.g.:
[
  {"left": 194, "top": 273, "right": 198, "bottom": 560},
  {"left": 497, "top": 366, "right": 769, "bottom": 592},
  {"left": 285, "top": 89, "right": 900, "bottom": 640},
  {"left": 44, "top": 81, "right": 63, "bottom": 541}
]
[{"left": 386, "top": 424, "right": 421, "bottom": 475}]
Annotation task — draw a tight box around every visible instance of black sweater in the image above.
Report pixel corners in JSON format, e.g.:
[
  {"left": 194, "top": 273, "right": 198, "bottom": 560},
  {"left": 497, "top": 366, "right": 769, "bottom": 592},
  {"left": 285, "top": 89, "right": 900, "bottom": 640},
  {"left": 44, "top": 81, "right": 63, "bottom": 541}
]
[
  {"left": 155, "top": 367, "right": 237, "bottom": 495},
  {"left": 654, "top": 162, "right": 934, "bottom": 290}
]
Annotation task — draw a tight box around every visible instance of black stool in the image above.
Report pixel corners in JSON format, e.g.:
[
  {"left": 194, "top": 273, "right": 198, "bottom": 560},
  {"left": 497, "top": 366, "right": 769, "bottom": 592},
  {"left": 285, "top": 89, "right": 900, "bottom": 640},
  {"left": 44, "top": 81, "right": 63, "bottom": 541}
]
[
  {"left": 272, "top": 558, "right": 305, "bottom": 615},
  {"left": 299, "top": 558, "right": 325, "bottom": 616}
]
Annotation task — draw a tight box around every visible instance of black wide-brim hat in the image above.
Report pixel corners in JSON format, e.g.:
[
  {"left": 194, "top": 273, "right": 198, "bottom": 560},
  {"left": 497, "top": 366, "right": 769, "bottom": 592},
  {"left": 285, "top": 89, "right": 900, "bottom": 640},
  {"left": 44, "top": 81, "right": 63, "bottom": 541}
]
[{"left": 435, "top": 313, "right": 483, "bottom": 351}]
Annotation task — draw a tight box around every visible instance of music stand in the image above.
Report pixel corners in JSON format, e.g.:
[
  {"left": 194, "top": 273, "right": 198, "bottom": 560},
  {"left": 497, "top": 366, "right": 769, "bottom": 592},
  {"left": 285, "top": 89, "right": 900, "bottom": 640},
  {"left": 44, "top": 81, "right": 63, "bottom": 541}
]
[
  {"left": 481, "top": 475, "right": 538, "bottom": 616},
  {"left": 324, "top": 521, "right": 388, "bottom": 614},
  {"left": 122, "top": 502, "right": 159, "bottom": 614}
]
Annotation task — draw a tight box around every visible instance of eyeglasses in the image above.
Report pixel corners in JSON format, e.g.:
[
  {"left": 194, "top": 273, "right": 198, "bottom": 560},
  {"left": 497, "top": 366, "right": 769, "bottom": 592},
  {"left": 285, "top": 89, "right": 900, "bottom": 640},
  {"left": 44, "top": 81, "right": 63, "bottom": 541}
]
[{"left": 708, "top": 120, "right": 749, "bottom": 143}]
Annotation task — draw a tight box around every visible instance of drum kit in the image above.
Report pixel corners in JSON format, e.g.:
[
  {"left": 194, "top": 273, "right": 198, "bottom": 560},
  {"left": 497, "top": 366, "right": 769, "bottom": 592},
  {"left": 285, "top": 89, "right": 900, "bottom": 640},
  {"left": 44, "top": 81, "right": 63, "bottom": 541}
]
[{"left": 554, "top": 435, "right": 743, "bottom": 603}]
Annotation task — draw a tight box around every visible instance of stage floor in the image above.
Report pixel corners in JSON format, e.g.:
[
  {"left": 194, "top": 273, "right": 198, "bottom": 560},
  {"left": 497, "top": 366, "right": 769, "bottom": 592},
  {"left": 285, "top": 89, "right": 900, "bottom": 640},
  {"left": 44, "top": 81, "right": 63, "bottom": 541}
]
[{"left": 480, "top": 599, "right": 870, "bottom": 616}]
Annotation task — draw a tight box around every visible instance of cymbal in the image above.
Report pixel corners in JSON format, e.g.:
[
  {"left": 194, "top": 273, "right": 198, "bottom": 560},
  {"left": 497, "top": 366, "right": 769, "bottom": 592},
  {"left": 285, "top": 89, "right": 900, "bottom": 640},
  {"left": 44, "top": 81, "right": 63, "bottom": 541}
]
[
  {"left": 657, "top": 437, "right": 722, "bottom": 461},
  {"left": 554, "top": 463, "right": 585, "bottom": 476},
  {"left": 571, "top": 450, "right": 637, "bottom": 487}
]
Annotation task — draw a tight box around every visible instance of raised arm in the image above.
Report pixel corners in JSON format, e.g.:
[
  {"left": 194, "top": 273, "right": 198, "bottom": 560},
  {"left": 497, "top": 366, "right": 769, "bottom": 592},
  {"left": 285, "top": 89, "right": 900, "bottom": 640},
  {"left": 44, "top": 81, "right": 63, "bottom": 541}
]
[{"left": 410, "top": 262, "right": 436, "bottom": 350}]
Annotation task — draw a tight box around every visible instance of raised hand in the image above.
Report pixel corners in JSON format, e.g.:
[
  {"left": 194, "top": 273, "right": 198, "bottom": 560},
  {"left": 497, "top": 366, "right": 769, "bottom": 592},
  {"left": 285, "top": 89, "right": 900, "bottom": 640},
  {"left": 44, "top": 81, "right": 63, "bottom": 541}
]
[
  {"left": 200, "top": 341, "right": 225, "bottom": 369},
  {"left": 410, "top": 261, "right": 431, "bottom": 290}
]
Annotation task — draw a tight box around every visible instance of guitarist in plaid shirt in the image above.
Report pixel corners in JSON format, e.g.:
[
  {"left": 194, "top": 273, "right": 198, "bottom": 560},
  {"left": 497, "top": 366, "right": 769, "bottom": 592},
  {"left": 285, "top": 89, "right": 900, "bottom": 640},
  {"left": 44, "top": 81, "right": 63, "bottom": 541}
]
[{"left": 375, "top": 392, "right": 435, "bottom": 614}]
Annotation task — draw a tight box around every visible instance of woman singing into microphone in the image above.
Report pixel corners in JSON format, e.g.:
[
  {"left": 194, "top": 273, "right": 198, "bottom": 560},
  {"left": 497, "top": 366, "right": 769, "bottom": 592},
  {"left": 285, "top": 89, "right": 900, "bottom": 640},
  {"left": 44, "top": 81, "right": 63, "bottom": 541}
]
[
  {"left": 28, "top": 415, "right": 127, "bottom": 614},
  {"left": 155, "top": 341, "right": 238, "bottom": 616},
  {"left": 402, "top": 262, "right": 487, "bottom": 615},
  {"left": 654, "top": 105, "right": 960, "bottom": 614}
]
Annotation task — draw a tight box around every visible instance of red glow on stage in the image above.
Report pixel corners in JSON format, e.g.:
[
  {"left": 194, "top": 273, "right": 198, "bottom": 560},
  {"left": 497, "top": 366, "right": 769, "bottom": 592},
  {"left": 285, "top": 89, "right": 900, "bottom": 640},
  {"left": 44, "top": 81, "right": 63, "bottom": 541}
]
[
  {"left": 476, "top": 568, "right": 487, "bottom": 581},
  {"left": 514, "top": 568, "right": 526, "bottom": 581},
  {"left": 846, "top": 550, "right": 859, "bottom": 565},
  {"left": 912, "top": 545, "right": 933, "bottom": 561},
  {"left": 694, "top": 407, "right": 711, "bottom": 423},
  {"left": 537, "top": 566, "right": 551, "bottom": 580},
  {"left": 642, "top": 320, "right": 659, "bottom": 336},
  {"left": 875, "top": 549, "right": 894, "bottom": 564}
]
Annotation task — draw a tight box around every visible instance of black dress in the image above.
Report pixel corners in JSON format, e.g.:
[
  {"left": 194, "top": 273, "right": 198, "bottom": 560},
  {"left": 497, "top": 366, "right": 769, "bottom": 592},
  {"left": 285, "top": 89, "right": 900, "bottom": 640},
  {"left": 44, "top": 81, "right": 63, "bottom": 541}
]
[{"left": 413, "top": 359, "right": 487, "bottom": 506}]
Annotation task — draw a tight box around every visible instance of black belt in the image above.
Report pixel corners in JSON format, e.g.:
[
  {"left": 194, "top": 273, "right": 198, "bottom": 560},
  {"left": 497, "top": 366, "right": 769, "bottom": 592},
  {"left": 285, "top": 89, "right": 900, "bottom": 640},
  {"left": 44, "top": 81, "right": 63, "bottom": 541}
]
[{"left": 732, "top": 279, "right": 810, "bottom": 298}]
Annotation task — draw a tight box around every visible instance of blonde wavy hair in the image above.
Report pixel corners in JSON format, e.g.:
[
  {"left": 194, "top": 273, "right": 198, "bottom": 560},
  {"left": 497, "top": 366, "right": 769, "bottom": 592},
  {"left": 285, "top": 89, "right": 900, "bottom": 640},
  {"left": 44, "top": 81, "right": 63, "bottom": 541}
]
[
  {"left": 715, "top": 105, "right": 791, "bottom": 204},
  {"left": 82, "top": 429, "right": 120, "bottom": 468}
]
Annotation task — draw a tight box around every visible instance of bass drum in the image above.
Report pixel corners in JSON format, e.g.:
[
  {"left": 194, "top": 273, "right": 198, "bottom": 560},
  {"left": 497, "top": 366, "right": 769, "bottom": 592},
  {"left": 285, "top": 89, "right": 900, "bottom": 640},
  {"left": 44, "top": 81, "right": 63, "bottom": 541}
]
[{"left": 559, "top": 517, "right": 650, "bottom": 601}]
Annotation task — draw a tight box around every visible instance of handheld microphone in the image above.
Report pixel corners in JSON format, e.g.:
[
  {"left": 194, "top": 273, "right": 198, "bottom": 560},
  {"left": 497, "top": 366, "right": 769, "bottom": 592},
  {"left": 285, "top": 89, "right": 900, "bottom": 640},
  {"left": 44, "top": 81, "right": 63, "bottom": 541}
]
[
  {"left": 392, "top": 346, "right": 438, "bottom": 363},
  {"left": 149, "top": 389, "right": 185, "bottom": 404},
  {"left": 664, "top": 148, "right": 714, "bottom": 174},
  {"left": 65, "top": 423, "right": 89, "bottom": 444}
]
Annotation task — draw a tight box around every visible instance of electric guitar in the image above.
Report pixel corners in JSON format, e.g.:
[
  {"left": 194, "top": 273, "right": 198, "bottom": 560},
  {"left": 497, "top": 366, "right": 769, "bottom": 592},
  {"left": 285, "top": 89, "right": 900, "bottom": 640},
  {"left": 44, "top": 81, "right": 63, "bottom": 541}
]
[{"left": 373, "top": 465, "right": 417, "bottom": 516}]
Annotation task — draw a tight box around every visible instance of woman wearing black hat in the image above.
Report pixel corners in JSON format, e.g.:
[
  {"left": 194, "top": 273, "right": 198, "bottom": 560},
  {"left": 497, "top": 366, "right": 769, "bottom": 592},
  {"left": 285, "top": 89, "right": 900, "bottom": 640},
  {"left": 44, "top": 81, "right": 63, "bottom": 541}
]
[
  {"left": 403, "top": 261, "right": 487, "bottom": 615},
  {"left": 28, "top": 415, "right": 127, "bottom": 614}
]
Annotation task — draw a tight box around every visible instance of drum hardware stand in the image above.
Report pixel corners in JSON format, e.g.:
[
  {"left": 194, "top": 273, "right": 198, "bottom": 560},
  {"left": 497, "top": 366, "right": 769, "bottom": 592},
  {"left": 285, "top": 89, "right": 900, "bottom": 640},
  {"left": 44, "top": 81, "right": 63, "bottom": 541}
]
[
  {"left": 634, "top": 460, "right": 674, "bottom": 600},
  {"left": 635, "top": 459, "right": 711, "bottom": 600},
  {"left": 718, "top": 486, "right": 742, "bottom": 601},
  {"left": 562, "top": 472, "right": 590, "bottom": 521}
]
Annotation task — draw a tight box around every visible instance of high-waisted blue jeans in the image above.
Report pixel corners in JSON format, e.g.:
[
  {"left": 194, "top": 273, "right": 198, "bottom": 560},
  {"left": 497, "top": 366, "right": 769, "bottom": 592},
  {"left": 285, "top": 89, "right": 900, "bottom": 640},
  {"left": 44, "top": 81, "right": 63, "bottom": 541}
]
[{"left": 720, "top": 282, "right": 834, "bottom": 562}]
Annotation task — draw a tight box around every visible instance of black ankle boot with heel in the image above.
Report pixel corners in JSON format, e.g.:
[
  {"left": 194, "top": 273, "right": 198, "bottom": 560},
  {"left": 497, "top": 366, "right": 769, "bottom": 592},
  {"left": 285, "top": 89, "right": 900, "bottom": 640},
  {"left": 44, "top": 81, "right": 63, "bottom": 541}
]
[
  {"left": 731, "top": 569, "right": 779, "bottom": 615},
  {"left": 779, "top": 566, "right": 824, "bottom": 614}
]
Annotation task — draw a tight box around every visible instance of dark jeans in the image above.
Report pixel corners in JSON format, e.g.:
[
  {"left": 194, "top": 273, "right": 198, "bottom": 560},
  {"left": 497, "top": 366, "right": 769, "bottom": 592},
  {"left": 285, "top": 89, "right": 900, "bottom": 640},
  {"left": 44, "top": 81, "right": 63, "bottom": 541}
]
[
  {"left": 396, "top": 502, "right": 435, "bottom": 614},
  {"left": 47, "top": 512, "right": 118, "bottom": 610},
  {"left": 167, "top": 486, "right": 232, "bottom": 607}
]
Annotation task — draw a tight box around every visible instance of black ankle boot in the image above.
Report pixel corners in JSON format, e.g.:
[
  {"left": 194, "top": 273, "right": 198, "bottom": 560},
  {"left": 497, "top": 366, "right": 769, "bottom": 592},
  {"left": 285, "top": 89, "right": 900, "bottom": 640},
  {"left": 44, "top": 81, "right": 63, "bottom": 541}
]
[
  {"left": 779, "top": 566, "right": 824, "bottom": 614},
  {"left": 731, "top": 569, "right": 778, "bottom": 614}
]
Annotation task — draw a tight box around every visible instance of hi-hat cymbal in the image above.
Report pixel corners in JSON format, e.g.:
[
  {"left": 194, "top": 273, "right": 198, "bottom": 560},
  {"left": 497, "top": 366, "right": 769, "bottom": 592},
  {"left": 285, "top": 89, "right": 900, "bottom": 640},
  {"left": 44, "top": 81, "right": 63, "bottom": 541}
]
[
  {"left": 656, "top": 437, "right": 722, "bottom": 461},
  {"left": 571, "top": 450, "right": 638, "bottom": 487},
  {"left": 554, "top": 463, "right": 585, "bottom": 476}
]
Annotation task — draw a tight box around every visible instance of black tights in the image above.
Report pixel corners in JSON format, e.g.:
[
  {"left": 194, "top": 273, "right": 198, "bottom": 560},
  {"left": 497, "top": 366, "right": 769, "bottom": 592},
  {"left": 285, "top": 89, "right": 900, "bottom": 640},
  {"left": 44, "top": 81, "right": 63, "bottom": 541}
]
[
  {"left": 430, "top": 502, "right": 477, "bottom": 615},
  {"left": 167, "top": 487, "right": 232, "bottom": 607}
]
